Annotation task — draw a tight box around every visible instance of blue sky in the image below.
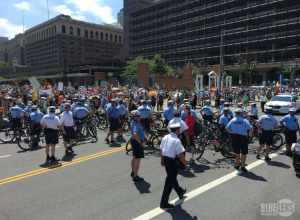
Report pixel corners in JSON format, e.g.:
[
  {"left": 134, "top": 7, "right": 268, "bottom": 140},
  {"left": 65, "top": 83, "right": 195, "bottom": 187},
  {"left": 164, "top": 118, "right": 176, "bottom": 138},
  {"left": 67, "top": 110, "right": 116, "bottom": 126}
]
[{"left": 0, "top": 0, "right": 123, "bottom": 39}]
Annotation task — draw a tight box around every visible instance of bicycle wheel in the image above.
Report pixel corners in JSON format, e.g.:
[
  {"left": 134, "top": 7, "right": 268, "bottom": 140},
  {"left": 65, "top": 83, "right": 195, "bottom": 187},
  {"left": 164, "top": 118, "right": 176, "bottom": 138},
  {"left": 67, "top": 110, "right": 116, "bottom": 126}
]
[
  {"left": 88, "top": 125, "right": 98, "bottom": 143},
  {"left": 99, "top": 117, "right": 108, "bottom": 130},
  {"left": 193, "top": 139, "right": 206, "bottom": 161},
  {"left": 271, "top": 134, "right": 284, "bottom": 151},
  {"left": 17, "top": 130, "right": 31, "bottom": 151},
  {"left": 0, "top": 128, "right": 14, "bottom": 143},
  {"left": 220, "top": 141, "right": 234, "bottom": 158},
  {"left": 125, "top": 139, "right": 132, "bottom": 154},
  {"left": 150, "top": 135, "right": 161, "bottom": 151},
  {"left": 153, "top": 120, "right": 164, "bottom": 130}
]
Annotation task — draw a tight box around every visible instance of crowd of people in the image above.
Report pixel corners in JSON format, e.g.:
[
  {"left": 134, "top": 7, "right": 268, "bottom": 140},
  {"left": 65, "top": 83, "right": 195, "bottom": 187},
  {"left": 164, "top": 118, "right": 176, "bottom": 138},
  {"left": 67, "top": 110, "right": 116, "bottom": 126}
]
[{"left": 0, "top": 81, "right": 300, "bottom": 209}]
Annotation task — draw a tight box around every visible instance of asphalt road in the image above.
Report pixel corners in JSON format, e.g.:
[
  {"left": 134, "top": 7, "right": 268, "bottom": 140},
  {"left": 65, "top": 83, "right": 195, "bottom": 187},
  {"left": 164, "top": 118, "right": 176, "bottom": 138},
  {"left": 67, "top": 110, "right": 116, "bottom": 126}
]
[{"left": 0, "top": 111, "right": 299, "bottom": 220}]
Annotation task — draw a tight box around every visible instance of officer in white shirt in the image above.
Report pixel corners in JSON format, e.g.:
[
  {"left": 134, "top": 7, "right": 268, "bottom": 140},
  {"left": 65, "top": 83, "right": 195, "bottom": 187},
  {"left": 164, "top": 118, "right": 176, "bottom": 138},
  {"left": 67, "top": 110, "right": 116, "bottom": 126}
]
[
  {"left": 168, "top": 111, "right": 190, "bottom": 147},
  {"left": 160, "top": 122, "right": 187, "bottom": 209},
  {"left": 60, "top": 103, "right": 75, "bottom": 156},
  {"left": 41, "top": 106, "right": 60, "bottom": 164}
]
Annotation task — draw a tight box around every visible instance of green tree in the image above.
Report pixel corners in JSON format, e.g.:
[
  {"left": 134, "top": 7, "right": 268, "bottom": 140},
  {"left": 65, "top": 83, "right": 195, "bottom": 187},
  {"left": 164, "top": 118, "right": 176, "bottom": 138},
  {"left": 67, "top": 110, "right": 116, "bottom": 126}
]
[{"left": 121, "top": 56, "right": 151, "bottom": 83}]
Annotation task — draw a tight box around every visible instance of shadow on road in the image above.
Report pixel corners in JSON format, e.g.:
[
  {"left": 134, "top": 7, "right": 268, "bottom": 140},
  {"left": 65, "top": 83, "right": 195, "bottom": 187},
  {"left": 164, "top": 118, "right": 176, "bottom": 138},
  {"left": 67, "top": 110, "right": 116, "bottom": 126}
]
[
  {"left": 61, "top": 153, "right": 77, "bottom": 162},
  {"left": 166, "top": 205, "right": 198, "bottom": 220},
  {"left": 239, "top": 171, "right": 267, "bottom": 182},
  {"left": 134, "top": 179, "right": 151, "bottom": 194},
  {"left": 266, "top": 160, "right": 291, "bottom": 169}
]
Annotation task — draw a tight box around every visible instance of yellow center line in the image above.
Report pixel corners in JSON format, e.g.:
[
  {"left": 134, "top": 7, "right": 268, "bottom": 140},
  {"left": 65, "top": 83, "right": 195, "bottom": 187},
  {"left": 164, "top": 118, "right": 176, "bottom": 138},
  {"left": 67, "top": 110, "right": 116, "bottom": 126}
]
[{"left": 0, "top": 147, "right": 125, "bottom": 186}]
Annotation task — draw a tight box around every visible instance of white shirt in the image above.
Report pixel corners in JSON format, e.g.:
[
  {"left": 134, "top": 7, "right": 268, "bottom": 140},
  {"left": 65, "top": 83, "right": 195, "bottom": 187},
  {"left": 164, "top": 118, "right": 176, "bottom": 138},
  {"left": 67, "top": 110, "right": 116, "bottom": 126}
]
[
  {"left": 160, "top": 133, "right": 185, "bottom": 159},
  {"left": 40, "top": 113, "right": 60, "bottom": 130},
  {"left": 168, "top": 117, "right": 188, "bottom": 134},
  {"left": 60, "top": 111, "right": 74, "bottom": 127}
]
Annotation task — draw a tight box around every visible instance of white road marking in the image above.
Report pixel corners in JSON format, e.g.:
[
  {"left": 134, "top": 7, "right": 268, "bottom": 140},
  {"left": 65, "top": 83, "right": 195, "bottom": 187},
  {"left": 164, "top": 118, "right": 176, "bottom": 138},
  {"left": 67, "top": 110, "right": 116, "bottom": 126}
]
[
  {"left": 0, "top": 154, "right": 12, "bottom": 159},
  {"left": 133, "top": 152, "right": 281, "bottom": 220}
]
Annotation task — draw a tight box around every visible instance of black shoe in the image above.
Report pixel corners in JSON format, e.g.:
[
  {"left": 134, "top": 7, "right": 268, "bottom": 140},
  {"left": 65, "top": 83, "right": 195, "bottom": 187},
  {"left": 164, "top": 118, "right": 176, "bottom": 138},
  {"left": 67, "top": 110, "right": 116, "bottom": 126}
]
[
  {"left": 160, "top": 204, "right": 175, "bottom": 209},
  {"left": 133, "top": 176, "right": 143, "bottom": 182},
  {"left": 69, "top": 147, "right": 74, "bottom": 153},
  {"left": 179, "top": 189, "right": 187, "bottom": 200},
  {"left": 241, "top": 167, "right": 248, "bottom": 173},
  {"left": 265, "top": 155, "right": 271, "bottom": 161},
  {"left": 105, "top": 138, "right": 110, "bottom": 144},
  {"left": 46, "top": 155, "right": 51, "bottom": 163},
  {"left": 50, "top": 156, "right": 58, "bottom": 163},
  {"left": 130, "top": 171, "right": 134, "bottom": 178},
  {"left": 286, "top": 151, "right": 293, "bottom": 157},
  {"left": 256, "top": 154, "right": 260, "bottom": 159},
  {"left": 234, "top": 165, "right": 240, "bottom": 170}
]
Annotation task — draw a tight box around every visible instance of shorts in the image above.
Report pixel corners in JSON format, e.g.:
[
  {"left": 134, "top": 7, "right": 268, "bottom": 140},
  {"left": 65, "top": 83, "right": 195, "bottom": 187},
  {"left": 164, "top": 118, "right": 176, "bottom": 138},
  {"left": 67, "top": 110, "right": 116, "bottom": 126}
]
[
  {"left": 44, "top": 128, "right": 59, "bottom": 145},
  {"left": 131, "top": 139, "right": 144, "bottom": 158},
  {"left": 285, "top": 130, "right": 297, "bottom": 145},
  {"left": 141, "top": 118, "right": 151, "bottom": 132},
  {"left": 259, "top": 130, "right": 273, "bottom": 146},
  {"left": 63, "top": 126, "right": 75, "bottom": 142},
  {"left": 109, "top": 118, "right": 121, "bottom": 131},
  {"left": 231, "top": 134, "right": 248, "bottom": 155},
  {"left": 30, "top": 123, "right": 42, "bottom": 136}
]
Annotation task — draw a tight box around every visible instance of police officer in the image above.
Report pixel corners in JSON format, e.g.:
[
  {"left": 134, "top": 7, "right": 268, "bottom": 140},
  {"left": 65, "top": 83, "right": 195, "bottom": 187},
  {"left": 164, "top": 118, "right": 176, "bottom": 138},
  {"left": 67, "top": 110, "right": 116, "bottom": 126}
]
[
  {"left": 218, "top": 107, "right": 231, "bottom": 142},
  {"left": 117, "top": 99, "right": 127, "bottom": 141},
  {"left": 257, "top": 107, "right": 278, "bottom": 160},
  {"left": 40, "top": 106, "right": 60, "bottom": 164},
  {"left": 105, "top": 99, "right": 121, "bottom": 144},
  {"left": 137, "top": 100, "right": 152, "bottom": 133},
  {"left": 9, "top": 102, "right": 25, "bottom": 131},
  {"left": 200, "top": 100, "right": 213, "bottom": 123},
  {"left": 163, "top": 100, "right": 175, "bottom": 126},
  {"left": 226, "top": 108, "right": 252, "bottom": 172},
  {"left": 280, "top": 108, "right": 299, "bottom": 156},
  {"left": 160, "top": 122, "right": 187, "bottom": 209},
  {"left": 250, "top": 103, "right": 258, "bottom": 120},
  {"left": 130, "top": 110, "right": 145, "bottom": 182},
  {"left": 29, "top": 105, "right": 44, "bottom": 148},
  {"left": 60, "top": 103, "right": 75, "bottom": 156}
]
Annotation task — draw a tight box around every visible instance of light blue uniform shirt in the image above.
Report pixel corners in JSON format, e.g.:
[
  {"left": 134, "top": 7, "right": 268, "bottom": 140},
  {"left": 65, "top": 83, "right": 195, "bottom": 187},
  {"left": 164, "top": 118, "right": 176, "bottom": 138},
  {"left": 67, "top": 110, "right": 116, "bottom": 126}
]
[
  {"left": 281, "top": 115, "right": 299, "bottom": 131},
  {"left": 73, "top": 106, "right": 89, "bottom": 119},
  {"left": 117, "top": 104, "right": 127, "bottom": 116},
  {"left": 131, "top": 121, "right": 145, "bottom": 141},
  {"left": 138, "top": 105, "right": 152, "bottom": 119},
  {"left": 9, "top": 106, "right": 24, "bottom": 119},
  {"left": 251, "top": 106, "right": 258, "bottom": 116},
  {"left": 258, "top": 114, "right": 278, "bottom": 131},
  {"left": 218, "top": 114, "right": 231, "bottom": 127},
  {"left": 163, "top": 106, "right": 175, "bottom": 121},
  {"left": 226, "top": 116, "right": 252, "bottom": 136},
  {"left": 29, "top": 111, "right": 44, "bottom": 124},
  {"left": 107, "top": 106, "right": 120, "bottom": 119},
  {"left": 201, "top": 106, "right": 213, "bottom": 116}
]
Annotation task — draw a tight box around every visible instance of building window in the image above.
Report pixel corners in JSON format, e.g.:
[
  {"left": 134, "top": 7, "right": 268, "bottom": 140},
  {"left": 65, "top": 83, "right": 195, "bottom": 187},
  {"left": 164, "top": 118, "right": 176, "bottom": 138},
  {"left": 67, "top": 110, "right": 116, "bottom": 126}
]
[
  {"left": 85, "top": 30, "right": 88, "bottom": 38},
  {"left": 110, "top": 33, "right": 113, "bottom": 41},
  {"left": 105, "top": 33, "right": 108, "bottom": 40},
  {"left": 77, "top": 28, "right": 81, "bottom": 36},
  {"left": 70, "top": 26, "right": 73, "bottom": 35},
  {"left": 62, "top": 25, "right": 66, "bottom": 34},
  {"left": 114, "top": 35, "right": 118, "bottom": 42},
  {"left": 90, "top": 30, "right": 94, "bottom": 39},
  {"left": 96, "top": 31, "right": 99, "bottom": 39},
  {"left": 100, "top": 32, "right": 104, "bottom": 40},
  {"left": 54, "top": 26, "right": 56, "bottom": 33},
  {"left": 119, "top": 36, "right": 122, "bottom": 43}
]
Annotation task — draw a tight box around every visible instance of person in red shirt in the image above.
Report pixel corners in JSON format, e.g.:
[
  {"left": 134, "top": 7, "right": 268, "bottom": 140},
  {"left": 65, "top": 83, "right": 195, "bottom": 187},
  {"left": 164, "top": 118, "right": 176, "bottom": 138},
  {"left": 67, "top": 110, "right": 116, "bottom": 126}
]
[{"left": 184, "top": 105, "right": 196, "bottom": 142}]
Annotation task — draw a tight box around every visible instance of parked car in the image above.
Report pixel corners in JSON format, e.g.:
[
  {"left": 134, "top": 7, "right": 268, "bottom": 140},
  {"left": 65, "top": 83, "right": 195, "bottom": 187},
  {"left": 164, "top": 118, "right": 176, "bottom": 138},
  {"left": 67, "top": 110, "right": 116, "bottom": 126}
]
[{"left": 265, "top": 94, "right": 300, "bottom": 114}]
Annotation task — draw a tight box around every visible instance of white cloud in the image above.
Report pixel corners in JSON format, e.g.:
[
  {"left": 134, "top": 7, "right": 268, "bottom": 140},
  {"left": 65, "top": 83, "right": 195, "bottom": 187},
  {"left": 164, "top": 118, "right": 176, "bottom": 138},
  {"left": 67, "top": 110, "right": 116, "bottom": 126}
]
[
  {"left": 14, "top": 1, "right": 31, "bottom": 11},
  {"left": 66, "top": 0, "right": 116, "bottom": 24},
  {"left": 0, "top": 18, "right": 23, "bottom": 39},
  {"left": 53, "top": 5, "right": 73, "bottom": 15},
  {"left": 52, "top": 4, "right": 87, "bottom": 21}
]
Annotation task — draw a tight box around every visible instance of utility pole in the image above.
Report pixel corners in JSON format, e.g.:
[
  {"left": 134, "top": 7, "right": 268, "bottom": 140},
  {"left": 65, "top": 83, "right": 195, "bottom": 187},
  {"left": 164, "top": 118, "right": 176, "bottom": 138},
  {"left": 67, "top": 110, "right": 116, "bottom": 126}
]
[
  {"left": 22, "top": 10, "right": 25, "bottom": 33},
  {"left": 219, "top": 29, "right": 224, "bottom": 91},
  {"left": 46, "top": 0, "right": 50, "bottom": 20}
]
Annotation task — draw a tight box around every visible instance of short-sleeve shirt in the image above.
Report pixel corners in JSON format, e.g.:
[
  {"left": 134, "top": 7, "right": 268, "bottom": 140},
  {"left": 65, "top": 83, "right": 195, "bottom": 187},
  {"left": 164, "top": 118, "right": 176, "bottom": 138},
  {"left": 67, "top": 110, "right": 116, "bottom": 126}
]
[
  {"left": 226, "top": 116, "right": 252, "bottom": 136},
  {"left": 29, "top": 111, "right": 44, "bottom": 124},
  {"left": 163, "top": 106, "right": 175, "bottom": 121},
  {"left": 281, "top": 114, "right": 299, "bottom": 131},
  {"left": 201, "top": 106, "right": 213, "bottom": 116},
  {"left": 138, "top": 105, "right": 152, "bottom": 119},
  {"left": 60, "top": 111, "right": 74, "bottom": 127},
  {"left": 219, "top": 114, "right": 231, "bottom": 127},
  {"left": 73, "top": 106, "right": 89, "bottom": 119},
  {"left": 160, "top": 133, "right": 185, "bottom": 159},
  {"left": 106, "top": 105, "right": 120, "bottom": 119},
  {"left": 181, "top": 110, "right": 197, "bottom": 121},
  {"left": 258, "top": 114, "right": 278, "bottom": 131},
  {"left": 40, "top": 113, "right": 60, "bottom": 130},
  {"left": 131, "top": 121, "right": 145, "bottom": 141},
  {"left": 9, "top": 106, "right": 24, "bottom": 119}
]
